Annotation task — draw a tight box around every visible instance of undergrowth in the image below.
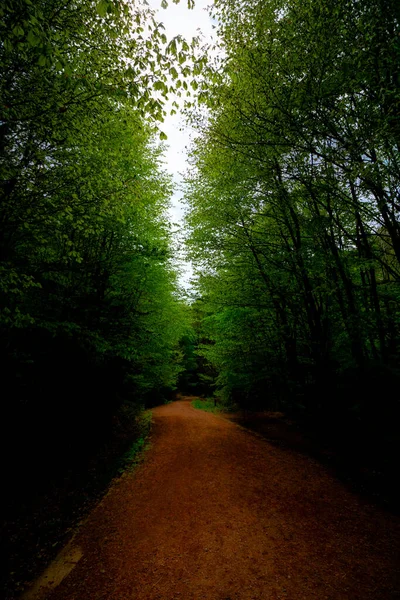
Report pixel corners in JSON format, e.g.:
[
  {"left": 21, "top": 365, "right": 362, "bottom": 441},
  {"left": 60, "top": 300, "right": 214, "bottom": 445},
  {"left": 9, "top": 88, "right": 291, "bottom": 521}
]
[
  {"left": 191, "top": 398, "right": 223, "bottom": 414},
  {"left": 117, "top": 410, "right": 152, "bottom": 473},
  {"left": 2, "top": 403, "right": 153, "bottom": 599}
]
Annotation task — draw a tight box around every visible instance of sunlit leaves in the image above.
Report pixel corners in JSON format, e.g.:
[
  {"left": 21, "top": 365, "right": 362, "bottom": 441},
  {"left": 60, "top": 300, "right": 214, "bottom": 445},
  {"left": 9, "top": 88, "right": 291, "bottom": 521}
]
[{"left": 96, "top": 0, "right": 108, "bottom": 17}]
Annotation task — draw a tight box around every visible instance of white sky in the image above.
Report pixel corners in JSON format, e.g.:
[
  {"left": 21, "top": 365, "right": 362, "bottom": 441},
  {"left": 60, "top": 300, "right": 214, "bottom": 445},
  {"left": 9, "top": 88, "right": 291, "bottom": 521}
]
[
  {"left": 147, "top": 0, "right": 216, "bottom": 286},
  {"left": 148, "top": 0, "right": 214, "bottom": 218}
]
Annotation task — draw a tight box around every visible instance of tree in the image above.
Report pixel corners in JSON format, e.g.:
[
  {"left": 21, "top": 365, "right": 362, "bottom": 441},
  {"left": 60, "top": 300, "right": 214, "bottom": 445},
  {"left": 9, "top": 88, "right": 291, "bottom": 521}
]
[
  {"left": 184, "top": 0, "right": 400, "bottom": 425},
  {"left": 0, "top": 0, "right": 195, "bottom": 486}
]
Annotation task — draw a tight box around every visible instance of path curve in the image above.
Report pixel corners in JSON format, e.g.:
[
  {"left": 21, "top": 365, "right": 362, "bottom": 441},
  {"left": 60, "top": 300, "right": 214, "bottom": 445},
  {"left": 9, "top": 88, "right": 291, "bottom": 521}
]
[{"left": 31, "top": 399, "right": 399, "bottom": 600}]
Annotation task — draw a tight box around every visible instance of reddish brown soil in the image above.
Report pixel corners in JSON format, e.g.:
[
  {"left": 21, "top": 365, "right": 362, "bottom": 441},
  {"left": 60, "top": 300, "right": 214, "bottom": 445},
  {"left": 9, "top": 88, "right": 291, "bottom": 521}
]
[{"left": 35, "top": 399, "right": 399, "bottom": 600}]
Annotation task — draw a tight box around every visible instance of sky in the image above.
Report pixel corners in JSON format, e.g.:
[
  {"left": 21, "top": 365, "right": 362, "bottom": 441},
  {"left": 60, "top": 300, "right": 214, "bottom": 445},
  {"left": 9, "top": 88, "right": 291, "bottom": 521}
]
[
  {"left": 147, "top": 0, "right": 215, "bottom": 217},
  {"left": 146, "top": 0, "right": 216, "bottom": 286}
]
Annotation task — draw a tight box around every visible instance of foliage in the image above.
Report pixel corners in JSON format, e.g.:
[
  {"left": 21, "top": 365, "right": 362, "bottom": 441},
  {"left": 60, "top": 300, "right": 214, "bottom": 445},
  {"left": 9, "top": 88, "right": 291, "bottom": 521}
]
[
  {"left": 184, "top": 0, "right": 400, "bottom": 428},
  {"left": 117, "top": 410, "right": 152, "bottom": 473},
  {"left": 191, "top": 398, "right": 222, "bottom": 414},
  {"left": 0, "top": 0, "right": 197, "bottom": 493}
]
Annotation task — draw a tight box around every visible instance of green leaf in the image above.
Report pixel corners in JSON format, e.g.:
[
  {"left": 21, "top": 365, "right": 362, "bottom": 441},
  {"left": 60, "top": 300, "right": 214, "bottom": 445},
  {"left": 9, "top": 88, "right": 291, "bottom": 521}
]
[
  {"left": 12, "top": 25, "right": 25, "bottom": 37},
  {"left": 96, "top": 0, "right": 108, "bottom": 17},
  {"left": 27, "top": 29, "right": 39, "bottom": 45},
  {"left": 168, "top": 39, "right": 177, "bottom": 56}
]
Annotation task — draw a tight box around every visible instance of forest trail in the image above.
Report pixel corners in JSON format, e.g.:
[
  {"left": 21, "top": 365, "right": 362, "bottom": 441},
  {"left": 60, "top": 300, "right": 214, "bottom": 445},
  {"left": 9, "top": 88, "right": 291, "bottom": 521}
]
[{"left": 27, "top": 398, "right": 399, "bottom": 600}]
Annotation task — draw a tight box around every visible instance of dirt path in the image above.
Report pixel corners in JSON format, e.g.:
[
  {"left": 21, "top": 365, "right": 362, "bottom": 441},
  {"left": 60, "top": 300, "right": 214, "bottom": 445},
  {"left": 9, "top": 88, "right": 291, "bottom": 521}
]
[{"left": 27, "top": 399, "right": 399, "bottom": 600}]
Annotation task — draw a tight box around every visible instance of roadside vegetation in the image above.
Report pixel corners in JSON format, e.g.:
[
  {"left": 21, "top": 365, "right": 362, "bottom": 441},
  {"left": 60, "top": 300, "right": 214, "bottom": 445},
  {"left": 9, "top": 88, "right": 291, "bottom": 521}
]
[{"left": 191, "top": 398, "right": 222, "bottom": 414}]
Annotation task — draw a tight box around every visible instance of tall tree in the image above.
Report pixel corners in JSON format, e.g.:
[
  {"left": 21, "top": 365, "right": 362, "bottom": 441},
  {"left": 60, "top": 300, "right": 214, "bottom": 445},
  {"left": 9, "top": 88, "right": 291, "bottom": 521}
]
[
  {"left": 0, "top": 0, "right": 195, "bottom": 480},
  {"left": 184, "top": 0, "right": 400, "bottom": 422}
]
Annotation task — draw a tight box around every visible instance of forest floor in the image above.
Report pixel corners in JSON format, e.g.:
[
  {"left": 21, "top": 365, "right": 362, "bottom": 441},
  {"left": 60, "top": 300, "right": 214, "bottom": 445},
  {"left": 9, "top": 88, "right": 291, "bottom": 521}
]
[{"left": 21, "top": 397, "right": 399, "bottom": 600}]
